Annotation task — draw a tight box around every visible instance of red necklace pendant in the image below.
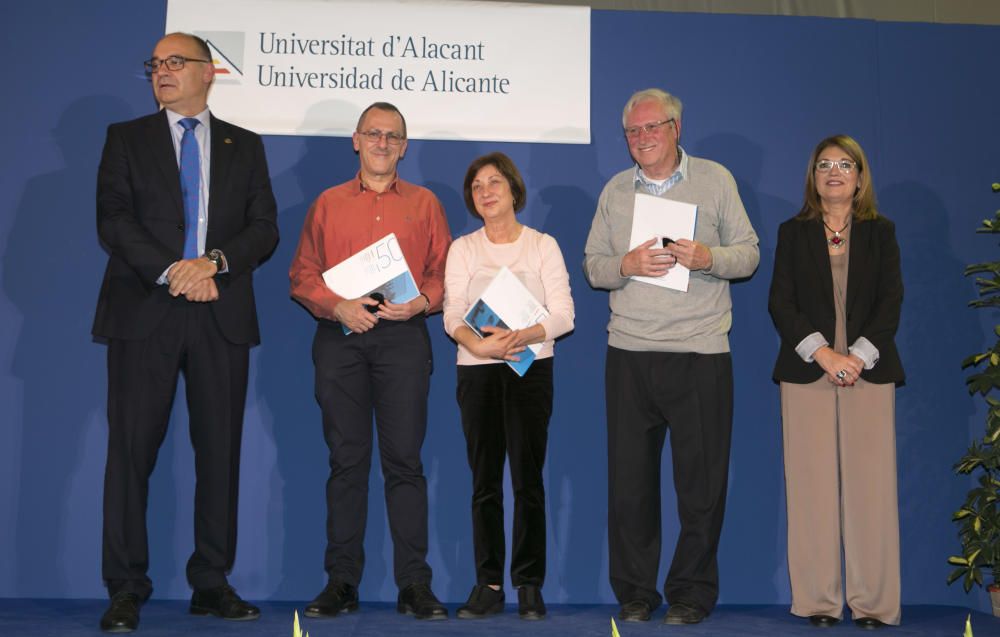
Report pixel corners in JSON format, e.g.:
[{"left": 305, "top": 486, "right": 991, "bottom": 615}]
[{"left": 823, "top": 219, "right": 850, "bottom": 250}]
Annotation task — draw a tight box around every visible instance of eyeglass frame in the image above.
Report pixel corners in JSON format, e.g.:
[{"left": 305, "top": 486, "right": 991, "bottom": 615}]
[
  {"left": 144, "top": 55, "right": 212, "bottom": 73},
  {"left": 815, "top": 159, "right": 858, "bottom": 173},
  {"left": 624, "top": 118, "right": 676, "bottom": 139},
  {"left": 357, "top": 129, "right": 406, "bottom": 146}
]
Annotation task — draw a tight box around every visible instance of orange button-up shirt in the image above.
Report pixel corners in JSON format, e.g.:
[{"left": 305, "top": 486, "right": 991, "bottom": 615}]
[{"left": 289, "top": 174, "right": 452, "bottom": 321}]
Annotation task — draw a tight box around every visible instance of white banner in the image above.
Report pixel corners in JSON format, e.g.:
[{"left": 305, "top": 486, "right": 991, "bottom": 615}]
[{"left": 164, "top": 0, "right": 590, "bottom": 143}]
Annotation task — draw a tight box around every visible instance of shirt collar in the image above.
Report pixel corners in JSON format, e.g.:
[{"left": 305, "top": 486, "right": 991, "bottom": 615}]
[
  {"left": 165, "top": 107, "right": 210, "bottom": 130},
  {"left": 354, "top": 171, "right": 402, "bottom": 195},
  {"left": 633, "top": 145, "right": 688, "bottom": 189}
]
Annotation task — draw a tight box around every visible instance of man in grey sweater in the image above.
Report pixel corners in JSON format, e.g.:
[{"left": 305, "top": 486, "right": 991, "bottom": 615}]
[{"left": 583, "top": 88, "right": 759, "bottom": 625}]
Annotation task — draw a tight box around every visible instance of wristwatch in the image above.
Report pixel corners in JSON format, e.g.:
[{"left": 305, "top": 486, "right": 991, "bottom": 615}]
[{"left": 205, "top": 248, "right": 226, "bottom": 275}]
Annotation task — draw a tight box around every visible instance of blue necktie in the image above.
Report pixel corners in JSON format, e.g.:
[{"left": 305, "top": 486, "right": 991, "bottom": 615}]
[{"left": 179, "top": 118, "right": 201, "bottom": 259}]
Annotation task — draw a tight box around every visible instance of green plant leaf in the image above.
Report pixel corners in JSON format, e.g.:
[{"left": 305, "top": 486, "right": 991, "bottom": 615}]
[{"left": 947, "top": 567, "right": 969, "bottom": 585}]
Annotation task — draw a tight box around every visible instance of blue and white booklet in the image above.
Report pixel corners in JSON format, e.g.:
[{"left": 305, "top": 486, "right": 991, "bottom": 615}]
[
  {"left": 322, "top": 233, "right": 420, "bottom": 334},
  {"left": 628, "top": 193, "right": 698, "bottom": 292},
  {"left": 463, "top": 266, "right": 549, "bottom": 377}
]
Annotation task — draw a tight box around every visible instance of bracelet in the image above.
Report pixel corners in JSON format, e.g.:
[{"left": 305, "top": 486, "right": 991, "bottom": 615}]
[{"left": 419, "top": 293, "right": 431, "bottom": 314}]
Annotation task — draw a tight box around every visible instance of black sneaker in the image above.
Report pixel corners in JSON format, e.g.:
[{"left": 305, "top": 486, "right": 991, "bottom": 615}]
[
  {"left": 397, "top": 582, "right": 448, "bottom": 620},
  {"left": 303, "top": 580, "right": 359, "bottom": 618},
  {"left": 517, "top": 585, "right": 546, "bottom": 620},
  {"left": 456, "top": 584, "right": 505, "bottom": 619}
]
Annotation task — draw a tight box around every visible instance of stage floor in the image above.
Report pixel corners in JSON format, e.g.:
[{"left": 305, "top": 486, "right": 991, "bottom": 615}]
[{"left": 0, "top": 600, "right": 995, "bottom": 637}]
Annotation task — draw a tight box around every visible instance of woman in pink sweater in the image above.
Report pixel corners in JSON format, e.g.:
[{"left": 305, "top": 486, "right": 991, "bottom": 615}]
[{"left": 443, "top": 152, "right": 575, "bottom": 621}]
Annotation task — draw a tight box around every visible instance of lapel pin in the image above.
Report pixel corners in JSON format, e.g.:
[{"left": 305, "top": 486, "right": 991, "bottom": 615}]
[{"left": 224, "top": 138, "right": 233, "bottom": 144}]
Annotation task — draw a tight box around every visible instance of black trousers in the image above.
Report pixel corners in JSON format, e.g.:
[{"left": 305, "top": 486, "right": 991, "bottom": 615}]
[
  {"left": 313, "top": 316, "right": 433, "bottom": 589},
  {"left": 456, "top": 358, "right": 553, "bottom": 587},
  {"left": 606, "top": 346, "right": 733, "bottom": 614},
  {"left": 103, "top": 303, "right": 249, "bottom": 600}
]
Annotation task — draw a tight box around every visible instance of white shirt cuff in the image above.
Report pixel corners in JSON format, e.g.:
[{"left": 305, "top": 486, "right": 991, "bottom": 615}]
[
  {"left": 795, "top": 332, "right": 829, "bottom": 363},
  {"left": 156, "top": 263, "right": 176, "bottom": 286},
  {"left": 849, "top": 337, "right": 880, "bottom": 370}
]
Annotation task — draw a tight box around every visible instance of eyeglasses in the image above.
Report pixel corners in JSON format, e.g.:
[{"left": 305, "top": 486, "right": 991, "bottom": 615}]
[
  {"left": 144, "top": 55, "right": 211, "bottom": 73},
  {"left": 624, "top": 118, "right": 675, "bottom": 139},
  {"left": 358, "top": 129, "right": 405, "bottom": 146},
  {"left": 815, "top": 159, "right": 857, "bottom": 173}
]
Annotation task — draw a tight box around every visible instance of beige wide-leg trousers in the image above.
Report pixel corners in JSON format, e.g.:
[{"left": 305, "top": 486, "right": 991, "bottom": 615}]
[{"left": 780, "top": 377, "right": 901, "bottom": 625}]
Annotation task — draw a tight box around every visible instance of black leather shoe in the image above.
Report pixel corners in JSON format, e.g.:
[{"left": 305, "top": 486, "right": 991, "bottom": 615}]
[
  {"left": 456, "top": 584, "right": 504, "bottom": 619},
  {"left": 854, "top": 617, "right": 887, "bottom": 630},
  {"left": 517, "top": 585, "right": 546, "bottom": 620},
  {"left": 809, "top": 614, "right": 840, "bottom": 627},
  {"left": 190, "top": 584, "right": 260, "bottom": 621},
  {"left": 304, "top": 581, "right": 359, "bottom": 618},
  {"left": 397, "top": 582, "right": 448, "bottom": 620},
  {"left": 100, "top": 591, "right": 140, "bottom": 633},
  {"left": 663, "top": 600, "right": 707, "bottom": 625},
  {"left": 618, "top": 599, "right": 652, "bottom": 622}
]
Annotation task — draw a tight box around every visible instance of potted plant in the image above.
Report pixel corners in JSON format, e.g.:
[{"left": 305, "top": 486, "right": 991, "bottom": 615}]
[{"left": 947, "top": 182, "right": 1000, "bottom": 617}]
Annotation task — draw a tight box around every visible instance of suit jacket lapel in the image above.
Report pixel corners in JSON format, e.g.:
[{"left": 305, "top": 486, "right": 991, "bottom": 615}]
[
  {"left": 807, "top": 219, "right": 836, "bottom": 312},
  {"left": 147, "top": 110, "right": 183, "bottom": 216},
  {"left": 208, "top": 115, "right": 232, "bottom": 238},
  {"left": 845, "top": 218, "right": 871, "bottom": 313}
]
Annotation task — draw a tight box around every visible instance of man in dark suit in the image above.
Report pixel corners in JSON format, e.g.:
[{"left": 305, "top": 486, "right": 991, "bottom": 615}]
[{"left": 93, "top": 32, "right": 278, "bottom": 633}]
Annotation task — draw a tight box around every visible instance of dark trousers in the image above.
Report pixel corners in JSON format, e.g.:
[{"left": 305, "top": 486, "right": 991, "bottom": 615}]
[
  {"left": 313, "top": 316, "right": 433, "bottom": 589},
  {"left": 456, "top": 358, "right": 553, "bottom": 587},
  {"left": 102, "top": 303, "right": 249, "bottom": 600},
  {"left": 606, "top": 346, "right": 733, "bottom": 614}
]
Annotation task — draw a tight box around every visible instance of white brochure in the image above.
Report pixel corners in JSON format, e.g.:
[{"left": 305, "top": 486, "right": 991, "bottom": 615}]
[
  {"left": 628, "top": 193, "right": 698, "bottom": 292},
  {"left": 322, "top": 233, "right": 419, "bottom": 334},
  {"left": 463, "top": 266, "right": 549, "bottom": 377}
]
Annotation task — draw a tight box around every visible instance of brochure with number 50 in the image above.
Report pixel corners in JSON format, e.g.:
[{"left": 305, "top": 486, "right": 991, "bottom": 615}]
[{"left": 322, "top": 233, "right": 419, "bottom": 334}]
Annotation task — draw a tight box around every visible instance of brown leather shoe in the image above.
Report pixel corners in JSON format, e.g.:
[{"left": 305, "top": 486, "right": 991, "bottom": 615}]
[
  {"left": 618, "top": 599, "right": 652, "bottom": 622},
  {"left": 663, "top": 600, "right": 707, "bottom": 625}
]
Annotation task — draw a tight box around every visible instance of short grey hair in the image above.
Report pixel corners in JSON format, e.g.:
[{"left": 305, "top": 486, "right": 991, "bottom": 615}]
[{"left": 622, "top": 88, "right": 683, "bottom": 128}]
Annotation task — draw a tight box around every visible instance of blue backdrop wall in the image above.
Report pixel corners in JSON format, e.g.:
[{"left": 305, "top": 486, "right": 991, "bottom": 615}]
[{"left": 2, "top": 1, "right": 998, "bottom": 613}]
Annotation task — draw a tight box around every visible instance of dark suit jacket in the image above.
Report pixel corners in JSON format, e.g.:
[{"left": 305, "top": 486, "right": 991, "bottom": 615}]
[
  {"left": 768, "top": 214, "right": 904, "bottom": 385},
  {"left": 93, "top": 110, "right": 278, "bottom": 345}
]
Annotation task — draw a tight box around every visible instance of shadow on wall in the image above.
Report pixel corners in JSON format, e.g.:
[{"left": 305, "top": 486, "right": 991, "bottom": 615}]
[
  {"left": 693, "top": 132, "right": 795, "bottom": 603},
  {"left": 255, "top": 99, "right": 366, "bottom": 600},
  {"left": 879, "top": 180, "right": 980, "bottom": 607},
  {"left": 530, "top": 134, "right": 610, "bottom": 602},
  {"left": 4, "top": 95, "right": 135, "bottom": 596},
  {"left": 414, "top": 137, "right": 485, "bottom": 601}
]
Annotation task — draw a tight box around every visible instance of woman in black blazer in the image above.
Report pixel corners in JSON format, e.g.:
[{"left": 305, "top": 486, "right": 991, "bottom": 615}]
[{"left": 768, "top": 135, "right": 903, "bottom": 630}]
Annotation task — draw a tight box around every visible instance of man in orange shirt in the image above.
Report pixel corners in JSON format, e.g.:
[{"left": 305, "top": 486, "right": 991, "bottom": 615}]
[{"left": 289, "top": 102, "right": 451, "bottom": 620}]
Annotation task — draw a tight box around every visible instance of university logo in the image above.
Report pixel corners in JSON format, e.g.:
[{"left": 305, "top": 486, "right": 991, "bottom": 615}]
[{"left": 196, "top": 31, "right": 244, "bottom": 84}]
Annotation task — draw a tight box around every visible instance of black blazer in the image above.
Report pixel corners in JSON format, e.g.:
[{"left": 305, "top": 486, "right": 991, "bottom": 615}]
[
  {"left": 93, "top": 110, "right": 278, "bottom": 345},
  {"left": 768, "top": 214, "right": 904, "bottom": 385}
]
